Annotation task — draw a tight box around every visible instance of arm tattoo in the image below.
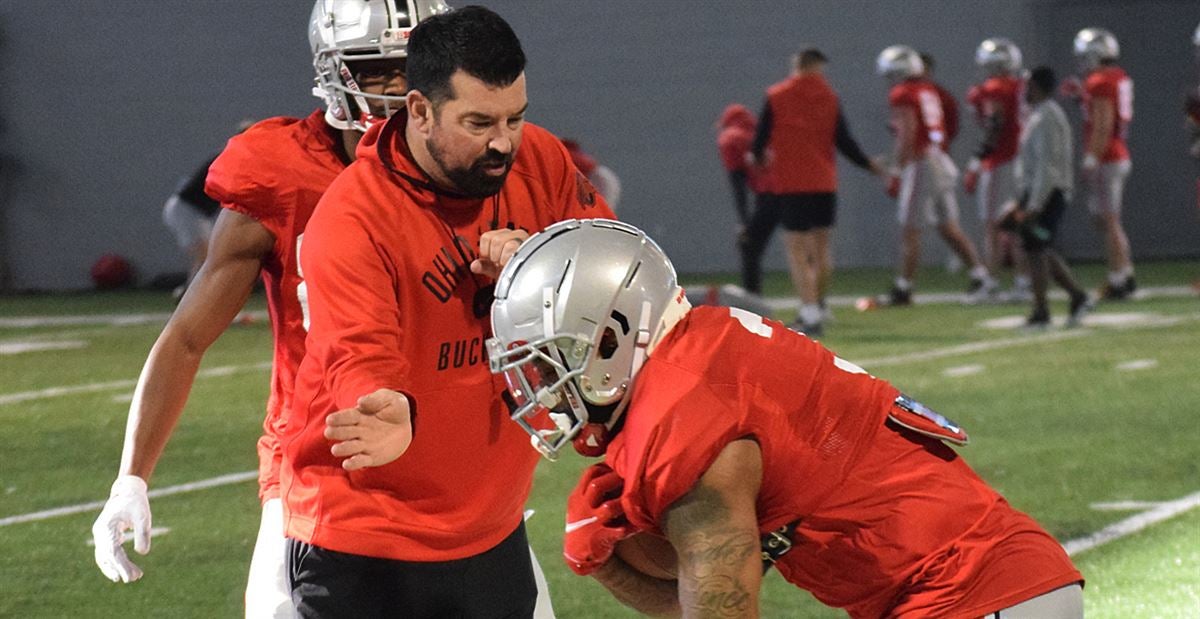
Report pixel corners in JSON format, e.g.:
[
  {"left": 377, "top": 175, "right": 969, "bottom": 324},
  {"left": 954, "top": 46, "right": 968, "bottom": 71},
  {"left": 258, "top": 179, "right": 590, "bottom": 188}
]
[
  {"left": 667, "top": 486, "right": 761, "bottom": 618},
  {"left": 592, "top": 556, "right": 681, "bottom": 617}
]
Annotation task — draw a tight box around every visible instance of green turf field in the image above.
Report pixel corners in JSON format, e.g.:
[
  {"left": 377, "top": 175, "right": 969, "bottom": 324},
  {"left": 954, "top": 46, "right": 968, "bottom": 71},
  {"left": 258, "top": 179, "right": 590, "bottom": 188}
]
[{"left": 1, "top": 262, "right": 1197, "bottom": 617}]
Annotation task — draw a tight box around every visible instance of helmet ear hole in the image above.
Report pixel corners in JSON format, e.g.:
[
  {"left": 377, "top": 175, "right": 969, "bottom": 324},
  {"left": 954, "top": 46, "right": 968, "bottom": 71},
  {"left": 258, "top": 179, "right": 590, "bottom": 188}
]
[{"left": 598, "top": 327, "right": 620, "bottom": 360}]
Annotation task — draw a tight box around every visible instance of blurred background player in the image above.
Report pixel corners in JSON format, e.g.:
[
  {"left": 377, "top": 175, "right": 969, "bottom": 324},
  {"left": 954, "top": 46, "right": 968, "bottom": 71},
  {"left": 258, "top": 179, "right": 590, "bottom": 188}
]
[
  {"left": 563, "top": 138, "right": 621, "bottom": 212},
  {"left": 1188, "top": 23, "right": 1200, "bottom": 208},
  {"left": 716, "top": 104, "right": 771, "bottom": 296},
  {"left": 487, "top": 218, "right": 1084, "bottom": 619},
  {"left": 919, "top": 53, "right": 960, "bottom": 152},
  {"left": 966, "top": 38, "right": 1031, "bottom": 302},
  {"left": 876, "top": 45, "right": 995, "bottom": 306},
  {"left": 1073, "top": 27, "right": 1136, "bottom": 300},
  {"left": 91, "top": 2, "right": 443, "bottom": 617},
  {"left": 750, "top": 48, "right": 881, "bottom": 335},
  {"left": 1006, "top": 67, "right": 1092, "bottom": 327},
  {"left": 161, "top": 153, "right": 220, "bottom": 299}
]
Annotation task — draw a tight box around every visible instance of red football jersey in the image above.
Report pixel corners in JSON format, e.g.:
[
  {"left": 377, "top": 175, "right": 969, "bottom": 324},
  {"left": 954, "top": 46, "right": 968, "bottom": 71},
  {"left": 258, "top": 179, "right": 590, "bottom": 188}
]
[
  {"left": 972, "top": 75, "right": 1024, "bottom": 166},
  {"left": 889, "top": 78, "right": 947, "bottom": 155},
  {"left": 205, "top": 110, "right": 347, "bottom": 502},
  {"left": 1083, "top": 66, "right": 1133, "bottom": 162},
  {"left": 282, "top": 113, "right": 614, "bottom": 561},
  {"left": 931, "top": 81, "right": 960, "bottom": 150},
  {"left": 607, "top": 306, "right": 1081, "bottom": 618}
]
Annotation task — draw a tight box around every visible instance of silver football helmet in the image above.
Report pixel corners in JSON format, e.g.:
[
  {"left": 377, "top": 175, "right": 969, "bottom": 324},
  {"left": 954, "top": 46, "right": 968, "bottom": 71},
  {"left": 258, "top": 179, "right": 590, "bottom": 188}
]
[
  {"left": 487, "top": 219, "right": 681, "bottom": 460},
  {"left": 1073, "top": 27, "right": 1119, "bottom": 71},
  {"left": 975, "top": 38, "right": 1023, "bottom": 75},
  {"left": 309, "top": 0, "right": 451, "bottom": 131},
  {"left": 876, "top": 45, "right": 924, "bottom": 81}
]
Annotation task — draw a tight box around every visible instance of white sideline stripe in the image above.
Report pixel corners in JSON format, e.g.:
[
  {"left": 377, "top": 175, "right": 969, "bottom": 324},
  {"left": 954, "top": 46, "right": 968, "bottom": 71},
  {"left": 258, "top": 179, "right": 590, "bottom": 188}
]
[
  {"left": 85, "top": 526, "right": 171, "bottom": 547},
  {"left": 1116, "top": 359, "right": 1158, "bottom": 371},
  {"left": 0, "top": 310, "right": 268, "bottom": 329},
  {"left": 1091, "top": 500, "right": 1170, "bottom": 511},
  {"left": 0, "top": 471, "right": 257, "bottom": 527},
  {"left": 0, "top": 361, "right": 271, "bottom": 407},
  {"left": 757, "top": 284, "right": 1198, "bottom": 311},
  {"left": 0, "top": 340, "right": 87, "bottom": 355},
  {"left": 855, "top": 328, "right": 1092, "bottom": 368},
  {"left": 1064, "top": 490, "right": 1200, "bottom": 556},
  {"left": 943, "top": 364, "right": 985, "bottom": 378}
]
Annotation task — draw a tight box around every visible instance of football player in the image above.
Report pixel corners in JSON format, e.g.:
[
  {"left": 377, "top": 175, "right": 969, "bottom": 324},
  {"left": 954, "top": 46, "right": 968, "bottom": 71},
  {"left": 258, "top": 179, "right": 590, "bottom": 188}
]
[
  {"left": 1074, "top": 27, "right": 1136, "bottom": 300},
  {"left": 91, "top": 2, "right": 449, "bottom": 617},
  {"left": 967, "top": 38, "right": 1031, "bottom": 300},
  {"left": 487, "top": 218, "right": 1085, "bottom": 618},
  {"left": 876, "top": 45, "right": 996, "bottom": 305}
]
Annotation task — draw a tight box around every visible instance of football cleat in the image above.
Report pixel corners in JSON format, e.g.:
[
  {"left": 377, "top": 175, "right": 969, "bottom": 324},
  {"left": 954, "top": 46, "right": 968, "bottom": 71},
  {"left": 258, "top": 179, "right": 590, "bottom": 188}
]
[
  {"left": 1067, "top": 293, "right": 1094, "bottom": 328},
  {"left": 1025, "top": 306, "right": 1051, "bottom": 329}
]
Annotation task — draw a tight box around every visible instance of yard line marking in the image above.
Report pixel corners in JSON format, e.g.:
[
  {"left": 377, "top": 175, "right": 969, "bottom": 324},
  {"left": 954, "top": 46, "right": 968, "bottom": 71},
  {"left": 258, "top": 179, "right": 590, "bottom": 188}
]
[
  {"left": 1064, "top": 490, "right": 1200, "bottom": 556},
  {"left": 0, "top": 361, "right": 271, "bottom": 407},
  {"left": 1116, "top": 359, "right": 1158, "bottom": 371},
  {"left": 943, "top": 364, "right": 985, "bottom": 378},
  {"left": 0, "top": 310, "right": 267, "bottom": 329},
  {"left": 0, "top": 471, "right": 257, "bottom": 527},
  {"left": 1091, "top": 500, "right": 1171, "bottom": 511},
  {"left": 0, "top": 340, "right": 87, "bottom": 355},
  {"left": 855, "top": 329, "right": 1092, "bottom": 368},
  {"left": 756, "top": 285, "right": 1198, "bottom": 311}
]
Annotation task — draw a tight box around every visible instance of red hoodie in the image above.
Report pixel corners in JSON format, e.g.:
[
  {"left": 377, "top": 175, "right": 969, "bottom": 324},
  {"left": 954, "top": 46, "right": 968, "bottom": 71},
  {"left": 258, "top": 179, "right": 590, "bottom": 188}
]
[{"left": 282, "top": 112, "right": 613, "bottom": 561}]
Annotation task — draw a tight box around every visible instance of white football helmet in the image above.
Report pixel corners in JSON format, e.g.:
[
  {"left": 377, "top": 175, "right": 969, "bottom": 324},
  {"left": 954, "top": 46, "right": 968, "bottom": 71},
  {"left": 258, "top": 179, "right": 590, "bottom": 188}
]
[
  {"left": 309, "top": 0, "right": 451, "bottom": 131},
  {"left": 487, "top": 219, "right": 681, "bottom": 460},
  {"left": 975, "top": 38, "right": 1023, "bottom": 75},
  {"left": 876, "top": 45, "right": 924, "bottom": 81},
  {"left": 1073, "top": 27, "right": 1119, "bottom": 71}
]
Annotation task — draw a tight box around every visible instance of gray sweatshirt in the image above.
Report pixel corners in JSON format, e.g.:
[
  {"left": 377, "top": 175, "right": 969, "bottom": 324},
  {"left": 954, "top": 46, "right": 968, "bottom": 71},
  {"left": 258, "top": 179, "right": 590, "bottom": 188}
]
[{"left": 1016, "top": 98, "right": 1074, "bottom": 212}]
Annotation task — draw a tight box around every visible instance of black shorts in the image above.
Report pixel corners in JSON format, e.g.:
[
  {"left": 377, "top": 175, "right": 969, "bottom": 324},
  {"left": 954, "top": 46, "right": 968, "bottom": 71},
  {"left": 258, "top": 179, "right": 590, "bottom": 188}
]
[
  {"left": 287, "top": 522, "right": 537, "bottom": 619},
  {"left": 1020, "top": 189, "right": 1067, "bottom": 251},
  {"left": 767, "top": 192, "right": 837, "bottom": 232}
]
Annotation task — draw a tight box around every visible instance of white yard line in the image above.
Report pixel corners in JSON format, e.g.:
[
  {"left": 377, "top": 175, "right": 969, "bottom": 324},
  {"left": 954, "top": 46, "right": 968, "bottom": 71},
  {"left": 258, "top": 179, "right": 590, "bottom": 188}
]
[
  {"left": 1090, "top": 500, "right": 1172, "bottom": 511},
  {"left": 0, "top": 361, "right": 271, "bottom": 407},
  {"left": 1115, "top": 359, "right": 1158, "bottom": 371},
  {"left": 0, "top": 340, "right": 88, "bottom": 355},
  {"left": 0, "top": 471, "right": 257, "bottom": 527},
  {"left": 855, "top": 328, "right": 1093, "bottom": 368},
  {"left": 1064, "top": 490, "right": 1200, "bottom": 556},
  {"left": 0, "top": 310, "right": 268, "bottom": 329}
]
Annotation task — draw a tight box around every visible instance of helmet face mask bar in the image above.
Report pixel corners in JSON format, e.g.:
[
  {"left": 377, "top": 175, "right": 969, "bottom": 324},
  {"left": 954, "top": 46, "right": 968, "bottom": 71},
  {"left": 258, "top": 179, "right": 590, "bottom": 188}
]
[
  {"left": 487, "top": 219, "right": 681, "bottom": 460},
  {"left": 309, "top": 0, "right": 451, "bottom": 132}
]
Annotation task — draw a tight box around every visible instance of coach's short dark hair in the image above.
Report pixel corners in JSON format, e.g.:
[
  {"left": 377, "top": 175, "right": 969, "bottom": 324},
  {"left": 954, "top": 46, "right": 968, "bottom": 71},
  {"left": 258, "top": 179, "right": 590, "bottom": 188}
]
[
  {"left": 406, "top": 5, "right": 526, "bottom": 106},
  {"left": 1029, "top": 66, "right": 1057, "bottom": 95}
]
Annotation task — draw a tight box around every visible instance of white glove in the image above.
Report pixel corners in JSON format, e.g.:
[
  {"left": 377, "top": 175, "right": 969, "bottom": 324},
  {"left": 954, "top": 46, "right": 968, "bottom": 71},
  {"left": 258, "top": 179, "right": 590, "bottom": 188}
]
[
  {"left": 1081, "top": 153, "right": 1099, "bottom": 172},
  {"left": 92, "top": 475, "right": 152, "bottom": 583}
]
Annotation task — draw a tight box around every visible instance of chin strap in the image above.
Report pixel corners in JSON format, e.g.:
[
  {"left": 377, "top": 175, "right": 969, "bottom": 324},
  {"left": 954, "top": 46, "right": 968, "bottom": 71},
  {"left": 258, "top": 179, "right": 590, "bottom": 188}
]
[{"left": 647, "top": 286, "right": 692, "bottom": 356}]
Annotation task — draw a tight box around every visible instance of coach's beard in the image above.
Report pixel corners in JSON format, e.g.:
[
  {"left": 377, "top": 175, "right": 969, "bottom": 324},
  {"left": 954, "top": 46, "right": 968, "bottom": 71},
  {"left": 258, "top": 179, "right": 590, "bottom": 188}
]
[{"left": 429, "top": 139, "right": 514, "bottom": 199}]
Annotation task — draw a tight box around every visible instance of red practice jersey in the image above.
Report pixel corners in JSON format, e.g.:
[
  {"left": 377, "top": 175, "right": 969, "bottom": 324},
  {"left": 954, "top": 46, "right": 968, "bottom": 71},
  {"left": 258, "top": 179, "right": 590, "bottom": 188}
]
[
  {"left": 931, "top": 80, "right": 960, "bottom": 150},
  {"left": 1083, "top": 66, "right": 1133, "bottom": 162},
  {"left": 968, "top": 75, "right": 1024, "bottom": 166},
  {"left": 282, "top": 113, "right": 614, "bottom": 561},
  {"left": 205, "top": 110, "right": 347, "bottom": 502},
  {"left": 607, "top": 306, "right": 1082, "bottom": 618},
  {"left": 889, "top": 78, "right": 947, "bottom": 156}
]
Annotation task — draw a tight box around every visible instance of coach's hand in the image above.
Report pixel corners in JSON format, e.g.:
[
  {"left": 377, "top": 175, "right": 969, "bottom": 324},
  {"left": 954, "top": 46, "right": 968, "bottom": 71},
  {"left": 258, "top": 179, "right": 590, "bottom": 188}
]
[
  {"left": 471, "top": 228, "right": 530, "bottom": 280},
  {"left": 92, "top": 475, "right": 152, "bottom": 583},
  {"left": 564, "top": 463, "right": 633, "bottom": 576},
  {"left": 325, "top": 389, "right": 414, "bottom": 471}
]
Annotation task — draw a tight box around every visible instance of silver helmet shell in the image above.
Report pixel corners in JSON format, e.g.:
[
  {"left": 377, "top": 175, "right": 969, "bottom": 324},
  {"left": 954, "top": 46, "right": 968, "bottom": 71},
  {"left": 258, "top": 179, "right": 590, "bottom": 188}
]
[
  {"left": 975, "top": 37, "right": 1023, "bottom": 75},
  {"left": 1073, "top": 27, "right": 1119, "bottom": 71},
  {"left": 309, "top": 0, "right": 451, "bottom": 131},
  {"left": 876, "top": 45, "right": 924, "bottom": 80},
  {"left": 487, "top": 219, "right": 681, "bottom": 459}
]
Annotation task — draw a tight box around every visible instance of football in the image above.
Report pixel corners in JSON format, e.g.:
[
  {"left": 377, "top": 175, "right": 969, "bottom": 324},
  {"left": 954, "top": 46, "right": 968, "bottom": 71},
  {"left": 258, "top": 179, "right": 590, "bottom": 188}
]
[{"left": 614, "top": 533, "right": 678, "bottom": 580}]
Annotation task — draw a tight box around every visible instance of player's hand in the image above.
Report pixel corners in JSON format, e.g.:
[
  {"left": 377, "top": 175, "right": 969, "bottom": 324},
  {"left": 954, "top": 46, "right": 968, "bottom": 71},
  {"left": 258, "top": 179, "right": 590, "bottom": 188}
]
[
  {"left": 92, "top": 475, "right": 151, "bottom": 583},
  {"left": 563, "top": 462, "right": 632, "bottom": 576},
  {"left": 325, "top": 389, "right": 414, "bottom": 471},
  {"left": 885, "top": 175, "right": 900, "bottom": 199},
  {"left": 471, "top": 228, "right": 530, "bottom": 280},
  {"left": 868, "top": 157, "right": 887, "bottom": 177}
]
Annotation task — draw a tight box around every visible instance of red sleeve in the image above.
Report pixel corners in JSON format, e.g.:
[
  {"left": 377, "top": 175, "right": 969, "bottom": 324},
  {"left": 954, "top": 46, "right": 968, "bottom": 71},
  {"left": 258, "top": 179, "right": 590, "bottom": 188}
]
[
  {"left": 205, "top": 120, "right": 296, "bottom": 240},
  {"left": 939, "top": 85, "right": 959, "bottom": 144},
  {"left": 299, "top": 178, "right": 410, "bottom": 410},
  {"left": 887, "top": 84, "right": 908, "bottom": 108},
  {"left": 613, "top": 364, "right": 744, "bottom": 532}
]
